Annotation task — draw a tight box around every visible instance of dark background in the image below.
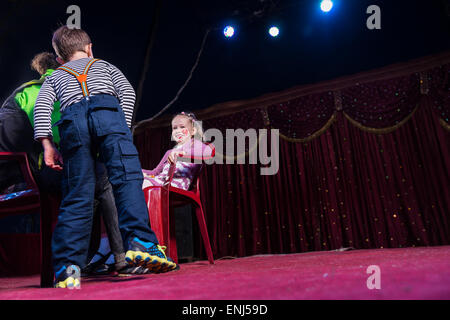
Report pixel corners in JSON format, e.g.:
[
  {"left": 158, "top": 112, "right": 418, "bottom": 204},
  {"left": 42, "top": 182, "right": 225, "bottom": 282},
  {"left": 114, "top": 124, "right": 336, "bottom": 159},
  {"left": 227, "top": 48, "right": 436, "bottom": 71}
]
[{"left": 0, "top": 0, "right": 449, "bottom": 123}]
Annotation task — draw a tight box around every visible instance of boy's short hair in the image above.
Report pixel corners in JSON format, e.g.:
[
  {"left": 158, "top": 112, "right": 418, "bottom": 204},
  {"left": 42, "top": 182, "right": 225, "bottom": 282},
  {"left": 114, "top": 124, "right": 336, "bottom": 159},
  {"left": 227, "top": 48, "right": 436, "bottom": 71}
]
[
  {"left": 30, "top": 52, "right": 60, "bottom": 76},
  {"left": 52, "top": 25, "right": 91, "bottom": 61}
]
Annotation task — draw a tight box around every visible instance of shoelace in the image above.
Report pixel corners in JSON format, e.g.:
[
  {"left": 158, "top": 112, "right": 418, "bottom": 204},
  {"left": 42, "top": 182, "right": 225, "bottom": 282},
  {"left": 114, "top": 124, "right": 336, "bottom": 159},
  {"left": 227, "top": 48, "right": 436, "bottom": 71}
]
[{"left": 156, "top": 245, "right": 168, "bottom": 259}]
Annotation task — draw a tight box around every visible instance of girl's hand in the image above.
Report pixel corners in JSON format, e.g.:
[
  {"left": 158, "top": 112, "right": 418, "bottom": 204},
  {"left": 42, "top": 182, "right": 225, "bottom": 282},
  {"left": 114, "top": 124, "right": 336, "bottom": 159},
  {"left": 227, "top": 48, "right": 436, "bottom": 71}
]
[
  {"left": 143, "top": 171, "right": 155, "bottom": 178},
  {"left": 168, "top": 150, "right": 186, "bottom": 164}
]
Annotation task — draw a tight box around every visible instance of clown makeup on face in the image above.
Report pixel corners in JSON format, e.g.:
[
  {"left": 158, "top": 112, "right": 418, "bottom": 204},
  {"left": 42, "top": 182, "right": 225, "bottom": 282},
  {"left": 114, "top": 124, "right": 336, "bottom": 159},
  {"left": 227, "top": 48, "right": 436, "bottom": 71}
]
[{"left": 171, "top": 115, "right": 196, "bottom": 146}]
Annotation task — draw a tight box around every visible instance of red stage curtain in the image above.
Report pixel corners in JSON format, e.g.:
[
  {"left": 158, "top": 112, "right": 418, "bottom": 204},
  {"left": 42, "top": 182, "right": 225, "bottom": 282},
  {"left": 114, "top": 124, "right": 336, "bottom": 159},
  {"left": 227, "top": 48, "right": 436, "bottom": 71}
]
[
  {"left": 134, "top": 61, "right": 449, "bottom": 260},
  {"left": 0, "top": 234, "right": 40, "bottom": 276}
]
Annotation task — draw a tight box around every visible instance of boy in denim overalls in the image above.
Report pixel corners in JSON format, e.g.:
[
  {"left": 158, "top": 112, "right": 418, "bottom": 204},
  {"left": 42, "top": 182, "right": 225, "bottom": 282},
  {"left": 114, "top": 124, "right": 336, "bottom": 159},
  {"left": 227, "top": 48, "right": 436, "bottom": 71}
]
[{"left": 34, "top": 26, "right": 177, "bottom": 288}]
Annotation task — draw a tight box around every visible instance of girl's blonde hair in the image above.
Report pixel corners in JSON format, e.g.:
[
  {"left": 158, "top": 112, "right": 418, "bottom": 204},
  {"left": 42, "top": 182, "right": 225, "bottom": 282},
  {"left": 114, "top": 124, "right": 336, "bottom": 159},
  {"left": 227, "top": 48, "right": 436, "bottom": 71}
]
[{"left": 172, "top": 111, "right": 204, "bottom": 140}]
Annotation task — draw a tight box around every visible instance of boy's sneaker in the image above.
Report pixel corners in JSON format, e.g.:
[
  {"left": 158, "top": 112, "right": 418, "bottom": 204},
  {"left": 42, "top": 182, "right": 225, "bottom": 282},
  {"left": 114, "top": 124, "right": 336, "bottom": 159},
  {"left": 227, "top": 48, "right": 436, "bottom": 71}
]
[
  {"left": 125, "top": 237, "right": 178, "bottom": 273},
  {"left": 54, "top": 265, "right": 81, "bottom": 289},
  {"left": 81, "top": 251, "right": 114, "bottom": 277}
]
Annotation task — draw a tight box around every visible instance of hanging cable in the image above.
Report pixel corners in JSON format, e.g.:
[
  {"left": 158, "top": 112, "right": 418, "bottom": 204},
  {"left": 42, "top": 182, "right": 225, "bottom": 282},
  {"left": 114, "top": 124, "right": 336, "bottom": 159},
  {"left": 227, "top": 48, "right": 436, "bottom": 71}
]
[
  {"left": 131, "top": 0, "right": 163, "bottom": 126},
  {"left": 131, "top": 0, "right": 293, "bottom": 134},
  {"left": 132, "top": 27, "right": 211, "bottom": 134}
]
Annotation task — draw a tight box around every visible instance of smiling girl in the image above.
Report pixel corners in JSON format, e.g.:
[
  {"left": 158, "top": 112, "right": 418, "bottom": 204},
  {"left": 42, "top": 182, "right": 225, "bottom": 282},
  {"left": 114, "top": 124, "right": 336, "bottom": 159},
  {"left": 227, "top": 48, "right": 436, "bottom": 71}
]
[{"left": 142, "top": 111, "right": 214, "bottom": 190}]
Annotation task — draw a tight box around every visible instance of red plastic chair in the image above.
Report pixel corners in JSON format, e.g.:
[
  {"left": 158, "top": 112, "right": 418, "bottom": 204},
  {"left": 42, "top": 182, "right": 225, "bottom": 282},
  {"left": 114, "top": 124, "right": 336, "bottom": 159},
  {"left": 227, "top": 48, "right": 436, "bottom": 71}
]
[
  {"left": 143, "top": 160, "right": 214, "bottom": 264},
  {"left": 0, "top": 152, "right": 41, "bottom": 276},
  {"left": 0, "top": 152, "right": 59, "bottom": 287},
  {"left": 0, "top": 152, "right": 40, "bottom": 214}
]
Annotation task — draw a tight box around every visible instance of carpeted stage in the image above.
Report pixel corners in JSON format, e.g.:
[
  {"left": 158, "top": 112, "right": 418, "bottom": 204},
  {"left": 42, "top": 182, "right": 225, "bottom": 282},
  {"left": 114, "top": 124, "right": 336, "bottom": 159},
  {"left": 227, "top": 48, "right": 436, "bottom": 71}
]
[{"left": 0, "top": 245, "right": 449, "bottom": 300}]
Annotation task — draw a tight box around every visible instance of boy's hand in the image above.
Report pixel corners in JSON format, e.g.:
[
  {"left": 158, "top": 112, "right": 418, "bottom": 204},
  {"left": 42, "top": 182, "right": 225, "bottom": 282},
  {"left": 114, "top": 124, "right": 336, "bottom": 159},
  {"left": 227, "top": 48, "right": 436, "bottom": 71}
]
[
  {"left": 168, "top": 150, "right": 186, "bottom": 164},
  {"left": 40, "top": 138, "right": 63, "bottom": 171}
]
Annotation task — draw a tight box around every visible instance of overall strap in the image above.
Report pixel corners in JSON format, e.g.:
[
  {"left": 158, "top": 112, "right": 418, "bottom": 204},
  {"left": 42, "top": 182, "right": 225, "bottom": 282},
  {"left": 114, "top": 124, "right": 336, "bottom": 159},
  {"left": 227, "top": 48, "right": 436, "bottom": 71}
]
[{"left": 57, "top": 58, "right": 101, "bottom": 97}]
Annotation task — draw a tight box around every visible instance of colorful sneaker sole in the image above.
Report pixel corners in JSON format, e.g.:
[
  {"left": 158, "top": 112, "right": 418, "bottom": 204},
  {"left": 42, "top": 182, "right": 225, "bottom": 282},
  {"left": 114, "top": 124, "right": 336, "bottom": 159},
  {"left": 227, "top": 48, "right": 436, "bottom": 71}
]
[
  {"left": 54, "top": 265, "right": 81, "bottom": 289},
  {"left": 125, "top": 250, "right": 150, "bottom": 266},
  {"left": 54, "top": 276, "right": 81, "bottom": 289},
  {"left": 125, "top": 250, "right": 177, "bottom": 273}
]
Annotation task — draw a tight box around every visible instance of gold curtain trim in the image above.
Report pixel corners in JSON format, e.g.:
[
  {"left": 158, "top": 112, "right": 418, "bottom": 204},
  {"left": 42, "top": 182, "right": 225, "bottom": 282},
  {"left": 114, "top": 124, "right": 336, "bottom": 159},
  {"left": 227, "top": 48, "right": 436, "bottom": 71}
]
[
  {"left": 439, "top": 118, "right": 450, "bottom": 131},
  {"left": 134, "top": 53, "right": 450, "bottom": 134},
  {"left": 343, "top": 105, "right": 419, "bottom": 134},
  {"left": 276, "top": 112, "right": 337, "bottom": 143}
]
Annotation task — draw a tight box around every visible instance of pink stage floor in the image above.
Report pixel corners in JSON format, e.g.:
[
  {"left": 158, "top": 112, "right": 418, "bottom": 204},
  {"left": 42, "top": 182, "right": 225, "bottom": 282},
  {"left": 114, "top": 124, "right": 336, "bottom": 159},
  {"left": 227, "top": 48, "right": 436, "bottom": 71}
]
[{"left": 0, "top": 245, "right": 449, "bottom": 300}]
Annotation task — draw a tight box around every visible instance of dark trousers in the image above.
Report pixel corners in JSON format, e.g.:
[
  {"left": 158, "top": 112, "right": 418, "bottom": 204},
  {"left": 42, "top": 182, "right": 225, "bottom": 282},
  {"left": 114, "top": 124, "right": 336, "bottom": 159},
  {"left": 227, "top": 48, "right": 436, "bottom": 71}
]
[
  {"left": 40, "top": 160, "right": 125, "bottom": 267},
  {"left": 52, "top": 94, "right": 157, "bottom": 272},
  {"left": 87, "top": 162, "right": 125, "bottom": 265}
]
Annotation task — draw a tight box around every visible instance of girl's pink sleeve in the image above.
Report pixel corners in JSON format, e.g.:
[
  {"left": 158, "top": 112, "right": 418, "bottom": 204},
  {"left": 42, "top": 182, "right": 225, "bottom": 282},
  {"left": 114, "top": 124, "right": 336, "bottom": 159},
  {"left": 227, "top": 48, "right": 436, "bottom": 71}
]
[
  {"left": 184, "top": 140, "right": 215, "bottom": 159},
  {"left": 142, "top": 149, "right": 171, "bottom": 176}
]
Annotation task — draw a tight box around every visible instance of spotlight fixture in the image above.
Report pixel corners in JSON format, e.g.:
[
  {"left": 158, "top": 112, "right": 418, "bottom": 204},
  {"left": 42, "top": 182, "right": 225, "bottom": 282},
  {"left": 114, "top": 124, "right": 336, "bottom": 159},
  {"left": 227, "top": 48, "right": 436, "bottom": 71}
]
[
  {"left": 268, "top": 26, "right": 280, "bottom": 37},
  {"left": 223, "top": 26, "right": 235, "bottom": 38},
  {"left": 320, "top": 0, "right": 333, "bottom": 13}
]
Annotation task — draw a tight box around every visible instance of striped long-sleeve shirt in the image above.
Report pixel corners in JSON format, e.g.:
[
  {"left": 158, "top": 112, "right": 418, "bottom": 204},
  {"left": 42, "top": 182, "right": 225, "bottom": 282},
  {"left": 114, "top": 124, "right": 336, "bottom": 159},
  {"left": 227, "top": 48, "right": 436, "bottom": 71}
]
[{"left": 34, "top": 57, "right": 136, "bottom": 140}]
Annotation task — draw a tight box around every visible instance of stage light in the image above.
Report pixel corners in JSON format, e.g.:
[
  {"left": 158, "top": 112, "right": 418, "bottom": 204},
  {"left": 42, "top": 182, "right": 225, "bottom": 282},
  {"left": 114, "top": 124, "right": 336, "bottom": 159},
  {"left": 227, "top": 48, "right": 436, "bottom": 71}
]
[
  {"left": 223, "top": 26, "right": 235, "bottom": 38},
  {"left": 268, "top": 26, "right": 279, "bottom": 37},
  {"left": 320, "top": 0, "right": 333, "bottom": 12}
]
